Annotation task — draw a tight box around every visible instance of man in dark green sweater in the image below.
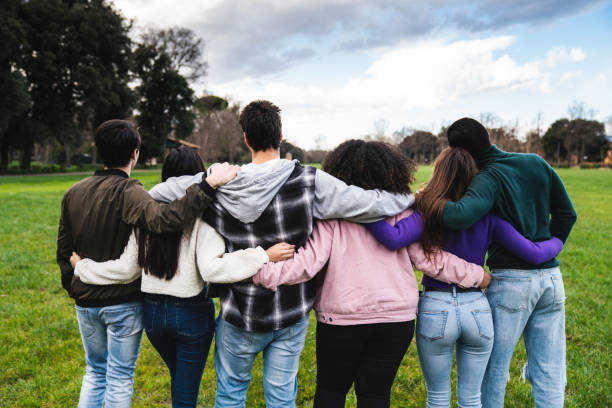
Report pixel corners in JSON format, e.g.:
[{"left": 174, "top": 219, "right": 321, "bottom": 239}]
[{"left": 442, "top": 118, "right": 576, "bottom": 408}]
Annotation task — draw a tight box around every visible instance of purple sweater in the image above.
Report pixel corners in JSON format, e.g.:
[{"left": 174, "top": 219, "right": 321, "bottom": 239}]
[{"left": 366, "top": 212, "right": 563, "bottom": 289}]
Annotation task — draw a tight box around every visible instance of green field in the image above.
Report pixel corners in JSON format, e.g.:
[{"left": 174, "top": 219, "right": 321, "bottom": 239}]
[{"left": 0, "top": 167, "right": 610, "bottom": 407}]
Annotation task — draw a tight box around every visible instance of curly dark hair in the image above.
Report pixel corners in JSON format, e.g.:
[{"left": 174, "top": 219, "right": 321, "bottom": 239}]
[
  {"left": 239, "top": 100, "right": 282, "bottom": 151},
  {"left": 322, "top": 139, "right": 415, "bottom": 193}
]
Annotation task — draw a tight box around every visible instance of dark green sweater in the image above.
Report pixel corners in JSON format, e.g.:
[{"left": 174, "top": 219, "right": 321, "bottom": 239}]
[{"left": 442, "top": 146, "right": 577, "bottom": 270}]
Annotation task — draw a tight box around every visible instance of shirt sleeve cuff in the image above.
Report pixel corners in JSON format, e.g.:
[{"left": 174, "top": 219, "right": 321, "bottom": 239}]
[{"left": 199, "top": 179, "right": 217, "bottom": 198}]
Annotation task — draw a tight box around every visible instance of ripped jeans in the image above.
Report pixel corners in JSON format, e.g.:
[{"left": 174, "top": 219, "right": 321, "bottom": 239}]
[{"left": 481, "top": 267, "right": 566, "bottom": 408}]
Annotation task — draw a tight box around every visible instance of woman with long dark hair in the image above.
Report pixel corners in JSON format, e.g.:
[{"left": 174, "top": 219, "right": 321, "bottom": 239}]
[
  {"left": 365, "top": 146, "right": 564, "bottom": 408},
  {"left": 252, "top": 140, "right": 489, "bottom": 408},
  {"left": 71, "top": 147, "right": 294, "bottom": 407}
]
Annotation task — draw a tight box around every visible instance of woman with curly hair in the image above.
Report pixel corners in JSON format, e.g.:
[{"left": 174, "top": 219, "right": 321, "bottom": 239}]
[
  {"left": 253, "top": 140, "right": 489, "bottom": 408},
  {"left": 365, "top": 146, "right": 564, "bottom": 408}
]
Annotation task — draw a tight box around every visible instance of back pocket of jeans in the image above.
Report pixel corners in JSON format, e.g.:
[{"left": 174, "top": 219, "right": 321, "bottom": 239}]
[
  {"left": 495, "top": 277, "right": 532, "bottom": 313},
  {"left": 471, "top": 309, "right": 494, "bottom": 340},
  {"left": 417, "top": 311, "right": 448, "bottom": 341},
  {"left": 551, "top": 275, "right": 566, "bottom": 304}
]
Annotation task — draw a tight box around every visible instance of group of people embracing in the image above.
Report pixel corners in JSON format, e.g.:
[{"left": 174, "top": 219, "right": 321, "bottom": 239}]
[{"left": 57, "top": 100, "right": 577, "bottom": 408}]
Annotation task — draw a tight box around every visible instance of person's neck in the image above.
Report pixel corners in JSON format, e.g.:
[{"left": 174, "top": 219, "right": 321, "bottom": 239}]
[
  {"left": 105, "top": 165, "right": 132, "bottom": 177},
  {"left": 251, "top": 149, "right": 280, "bottom": 164}
]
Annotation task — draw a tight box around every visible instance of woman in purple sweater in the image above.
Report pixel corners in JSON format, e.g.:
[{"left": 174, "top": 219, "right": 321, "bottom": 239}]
[{"left": 366, "top": 147, "right": 563, "bottom": 408}]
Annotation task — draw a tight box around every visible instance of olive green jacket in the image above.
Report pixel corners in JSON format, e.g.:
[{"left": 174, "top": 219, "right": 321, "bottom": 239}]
[{"left": 57, "top": 169, "right": 214, "bottom": 306}]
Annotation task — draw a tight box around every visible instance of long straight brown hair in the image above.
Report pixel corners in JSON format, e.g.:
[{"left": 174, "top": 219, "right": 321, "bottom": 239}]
[{"left": 415, "top": 147, "right": 478, "bottom": 258}]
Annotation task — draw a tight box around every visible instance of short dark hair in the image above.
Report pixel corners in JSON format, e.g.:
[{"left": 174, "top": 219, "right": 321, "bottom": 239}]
[
  {"left": 161, "top": 147, "right": 205, "bottom": 182},
  {"left": 322, "top": 139, "right": 415, "bottom": 193},
  {"left": 94, "top": 119, "right": 141, "bottom": 167},
  {"left": 446, "top": 117, "right": 491, "bottom": 161},
  {"left": 239, "top": 100, "right": 282, "bottom": 151}
]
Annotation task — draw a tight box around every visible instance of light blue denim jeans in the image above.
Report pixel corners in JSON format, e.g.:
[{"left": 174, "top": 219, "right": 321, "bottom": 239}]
[
  {"left": 75, "top": 301, "right": 144, "bottom": 408},
  {"left": 214, "top": 315, "right": 310, "bottom": 408},
  {"left": 481, "top": 267, "right": 566, "bottom": 408},
  {"left": 416, "top": 288, "right": 493, "bottom": 408}
]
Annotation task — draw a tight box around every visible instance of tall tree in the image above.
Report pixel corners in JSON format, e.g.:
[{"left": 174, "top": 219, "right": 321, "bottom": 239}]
[
  {"left": 134, "top": 27, "right": 206, "bottom": 162},
  {"left": 134, "top": 45, "right": 195, "bottom": 162},
  {"left": 542, "top": 118, "right": 606, "bottom": 164},
  {"left": 398, "top": 130, "right": 441, "bottom": 163},
  {"left": 0, "top": 0, "right": 30, "bottom": 171},
  {"left": 12, "top": 0, "right": 133, "bottom": 170}
]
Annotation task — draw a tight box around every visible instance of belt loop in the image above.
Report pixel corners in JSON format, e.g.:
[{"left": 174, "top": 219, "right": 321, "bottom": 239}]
[
  {"left": 452, "top": 285, "right": 457, "bottom": 298},
  {"left": 422, "top": 285, "right": 427, "bottom": 294}
]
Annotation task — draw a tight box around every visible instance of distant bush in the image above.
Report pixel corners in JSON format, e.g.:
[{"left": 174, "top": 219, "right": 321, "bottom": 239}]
[
  {"left": 553, "top": 162, "right": 571, "bottom": 168},
  {"left": 580, "top": 162, "right": 601, "bottom": 169}
]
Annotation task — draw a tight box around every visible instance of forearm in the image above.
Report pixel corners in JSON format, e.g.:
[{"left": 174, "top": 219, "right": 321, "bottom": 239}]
[
  {"left": 74, "top": 233, "right": 141, "bottom": 285},
  {"left": 442, "top": 174, "right": 496, "bottom": 231},
  {"left": 313, "top": 169, "right": 414, "bottom": 222},
  {"left": 408, "top": 243, "right": 484, "bottom": 288},
  {"left": 75, "top": 259, "right": 141, "bottom": 285},
  {"left": 493, "top": 216, "right": 564, "bottom": 264},
  {"left": 57, "top": 204, "right": 74, "bottom": 293},
  {"left": 57, "top": 258, "right": 74, "bottom": 293},
  {"left": 365, "top": 212, "right": 423, "bottom": 250},
  {"left": 123, "top": 182, "right": 214, "bottom": 233},
  {"left": 549, "top": 171, "right": 577, "bottom": 242},
  {"left": 254, "top": 220, "right": 334, "bottom": 291},
  {"left": 201, "top": 247, "right": 269, "bottom": 284},
  {"left": 253, "top": 252, "right": 319, "bottom": 291}
]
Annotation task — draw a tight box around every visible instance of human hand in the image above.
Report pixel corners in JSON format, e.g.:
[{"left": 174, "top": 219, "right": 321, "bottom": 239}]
[
  {"left": 70, "top": 251, "right": 82, "bottom": 269},
  {"left": 480, "top": 270, "right": 492, "bottom": 289},
  {"left": 266, "top": 243, "right": 296, "bottom": 262},
  {"left": 205, "top": 162, "right": 241, "bottom": 188}
]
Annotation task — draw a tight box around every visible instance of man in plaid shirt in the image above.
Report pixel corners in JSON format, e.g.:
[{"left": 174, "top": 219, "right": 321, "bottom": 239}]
[{"left": 150, "top": 100, "right": 414, "bottom": 407}]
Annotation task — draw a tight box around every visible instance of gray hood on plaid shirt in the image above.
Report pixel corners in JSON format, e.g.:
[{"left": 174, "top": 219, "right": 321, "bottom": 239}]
[
  {"left": 149, "top": 158, "right": 298, "bottom": 224},
  {"left": 213, "top": 158, "right": 298, "bottom": 223}
]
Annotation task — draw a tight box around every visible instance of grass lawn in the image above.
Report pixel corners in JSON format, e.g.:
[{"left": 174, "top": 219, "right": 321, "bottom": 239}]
[{"left": 0, "top": 167, "right": 610, "bottom": 407}]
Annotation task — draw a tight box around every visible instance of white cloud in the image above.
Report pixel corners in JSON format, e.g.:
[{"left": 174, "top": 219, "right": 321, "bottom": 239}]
[
  {"left": 545, "top": 46, "right": 588, "bottom": 66},
  {"left": 212, "top": 35, "right": 554, "bottom": 147},
  {"left": 560, "top": 70, "right": 583, "bottom": 83}
]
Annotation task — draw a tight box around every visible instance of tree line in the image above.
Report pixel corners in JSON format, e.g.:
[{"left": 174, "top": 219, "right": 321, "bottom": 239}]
[
  {"left": 1, "top": 0, "right": 209, "bottom": 172},
  {"left": 1, "top": 1, "right": 609, "bottom": 172},
  {"left": 362, "top": 105, "right": 610, "bottom": 166}
]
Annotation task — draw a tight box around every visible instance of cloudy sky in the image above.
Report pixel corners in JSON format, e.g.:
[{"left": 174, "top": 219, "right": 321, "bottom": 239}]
[{"left": 113, "top": 0, "right": 612, "bottom": 149}]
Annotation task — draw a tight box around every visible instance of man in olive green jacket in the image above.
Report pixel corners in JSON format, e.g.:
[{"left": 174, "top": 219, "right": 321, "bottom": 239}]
[{"left": 57, "top": 119, "right": 238, "bottom": 407}]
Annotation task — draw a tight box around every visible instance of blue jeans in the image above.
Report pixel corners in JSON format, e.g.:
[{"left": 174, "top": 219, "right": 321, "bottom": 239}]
[
  {"left": 416, "top": 289, "right": 493, "bottom": 408},
  {"left": 75, "top": 301, "right": 144, "bottom": 408},
  {"left": 481, "top": 268, "right": 566, "bottom": 408},
  {"left": 214, "top": 315, "right": 310, "bottom": 408},
  {"left": 143, "top": 291, "right": 215, "bottom": 408}
]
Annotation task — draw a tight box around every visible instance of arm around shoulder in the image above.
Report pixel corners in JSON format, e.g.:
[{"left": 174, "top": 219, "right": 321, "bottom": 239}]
[
  {"left": 121, "top": 180, "right": 214, "bottom": 234},
  {"left": 74, "top": 231, "right": 141, "bottom": 285},
  {"left": 442, "top": 173, "right": 497, "bottom": 231},
  {"left": 195, "top": 221, "right": 269, "bottom": 284},
  {"left": 407, "top": 242, "right": 484, "bottom": 288},
  {"left": 313, "top": 169, "right": 414, "bottom": 223}
]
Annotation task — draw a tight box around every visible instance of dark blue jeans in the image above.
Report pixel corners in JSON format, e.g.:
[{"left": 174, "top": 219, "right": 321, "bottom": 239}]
[{"left": 143, "top": 290, "right": 215, "bottom": 408}]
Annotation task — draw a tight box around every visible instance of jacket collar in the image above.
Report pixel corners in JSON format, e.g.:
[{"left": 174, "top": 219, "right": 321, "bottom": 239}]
[{"left": 94, "top": 168, "right": 129, "bottom": 179}]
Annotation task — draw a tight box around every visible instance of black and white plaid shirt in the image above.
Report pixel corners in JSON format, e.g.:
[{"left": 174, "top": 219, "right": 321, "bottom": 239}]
[{"left": 203, "top": 164, "right": 318, "bottom": 332}]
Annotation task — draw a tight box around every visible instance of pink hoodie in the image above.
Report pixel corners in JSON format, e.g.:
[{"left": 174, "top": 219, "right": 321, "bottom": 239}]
[{"left": 254, "top": 209, "right": 485, "bottom": 325}]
